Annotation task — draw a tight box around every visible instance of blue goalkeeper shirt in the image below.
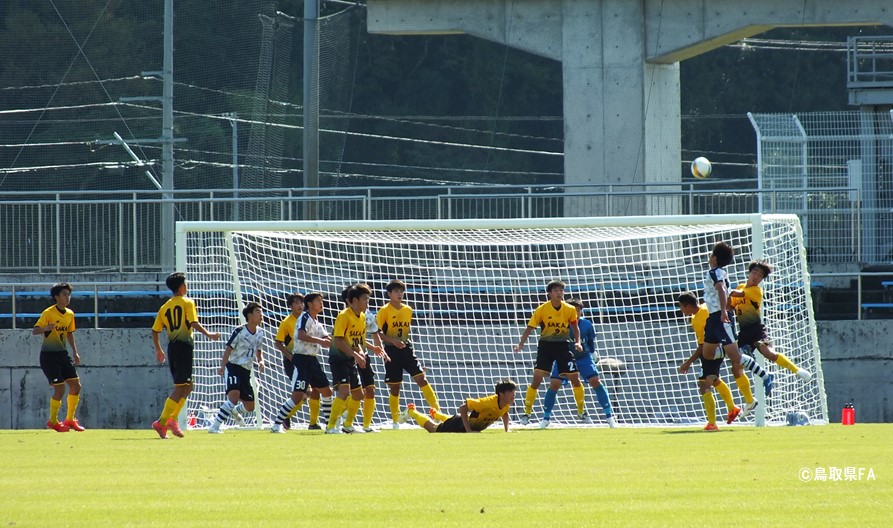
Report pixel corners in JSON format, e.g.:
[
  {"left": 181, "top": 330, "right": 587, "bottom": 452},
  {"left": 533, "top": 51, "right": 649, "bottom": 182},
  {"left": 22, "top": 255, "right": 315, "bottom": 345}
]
[{"left": 568, "top": 317, "right": 595, "bottom": 359}]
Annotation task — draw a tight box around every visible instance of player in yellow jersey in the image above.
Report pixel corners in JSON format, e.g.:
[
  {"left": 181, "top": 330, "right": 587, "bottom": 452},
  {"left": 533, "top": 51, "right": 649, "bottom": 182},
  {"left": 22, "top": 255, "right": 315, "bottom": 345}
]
[
  {"left": 325, "top": 283, "right": 388, "bottom": 434},
  {"left": 376, "top": 279, "right": 440, "bottom": 429},
  {"left": 151, "top": 272, "right": 220, "bottom": 439},
  {"left": 33, "top": 283, "right": 84, "bottom": 432},
  {"left": 729, "top": 260, "right": 813, "bottom": 384},
  {"left": 399, "top": 378, "right": 517, "bottom": 433},
  {"left": 678, "top": 292, "right": 742, "bottom": 430},
  {"left": 513, "top": 280, "right": 584, "bottom": 425}
]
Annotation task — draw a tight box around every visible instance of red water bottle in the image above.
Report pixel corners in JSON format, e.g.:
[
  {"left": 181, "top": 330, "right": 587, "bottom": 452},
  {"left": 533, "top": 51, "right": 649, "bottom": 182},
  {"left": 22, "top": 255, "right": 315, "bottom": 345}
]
[{"left": 841, "top": 402, "right": 855, "bottom": 425}]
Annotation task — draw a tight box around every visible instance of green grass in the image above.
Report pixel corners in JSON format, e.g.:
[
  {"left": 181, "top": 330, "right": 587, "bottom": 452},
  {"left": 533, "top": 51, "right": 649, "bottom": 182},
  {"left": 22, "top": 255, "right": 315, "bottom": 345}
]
[{"left": 1, "top": 424, "right": 891, "bottom": 527}]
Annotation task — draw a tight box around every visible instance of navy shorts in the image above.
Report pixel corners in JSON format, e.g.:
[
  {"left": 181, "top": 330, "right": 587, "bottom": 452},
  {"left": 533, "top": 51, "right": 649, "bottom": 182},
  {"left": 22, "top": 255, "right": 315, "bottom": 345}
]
[{"left": 224, "top": 363, "right": 255, "bottom": 402}]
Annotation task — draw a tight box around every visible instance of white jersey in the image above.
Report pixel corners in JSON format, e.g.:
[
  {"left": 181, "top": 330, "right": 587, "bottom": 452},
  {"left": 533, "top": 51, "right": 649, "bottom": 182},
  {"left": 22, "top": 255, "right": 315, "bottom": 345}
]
[
  {"left": 225, "top": 325, "right": 265, "bottom": 369},
  {"left": 296, "top": 312, "right": 327, "bottom": 356},
  {"left": 365, "top": 308, "right": 379, "bottom": 334},
  {"left": 703, "top": 267, "right": 731, "bottom": 314}
]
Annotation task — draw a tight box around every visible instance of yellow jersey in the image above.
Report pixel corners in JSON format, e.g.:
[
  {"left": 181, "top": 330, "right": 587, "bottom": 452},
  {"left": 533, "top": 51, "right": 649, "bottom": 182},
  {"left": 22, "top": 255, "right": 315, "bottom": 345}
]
[
  {"left": 330, "top": 307, "right": 366, "bottom": 360},
  {"left": 466, "top": 394, "right": 510, "bottom": 432},
  {"left": 35, "top": 305, "right": 76, "bottom": 353},
  {"left": 527, "top": 301, "right": 577, "bottom": 342},
  {"left": 376, "top": 303, "right": 412, "bottom": 343},
  {"left": 152, "top": 295, "right": 198, "bottom": 345},
  {"left": 275, "top": 313, "right": 298, "bottom": 353},
  {"left": 689, "top": 304, "right": 709, "bottom": 345},
  {"left": 731, "top": 284, "right": 763, "bottom": 328}
]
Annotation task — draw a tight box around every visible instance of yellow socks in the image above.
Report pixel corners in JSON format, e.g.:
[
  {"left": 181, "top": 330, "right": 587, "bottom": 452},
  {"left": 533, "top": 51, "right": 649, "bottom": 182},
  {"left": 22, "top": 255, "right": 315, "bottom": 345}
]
[
  {"left": 702, "top": 392, "right": 717, "bottom": 425},
  {"left": 345, "top": 397, "right": 361, "bottom": 428},
  {"left": 65, "top": 395, "right": 80, "bottom": 421},
  {"left": 735, "top": 374, "right": 754, "bottom": 404},
  {"left": 714, "top": 380, "right": 735, "bottom": 410},
  {"left": 327, "top": 397, "right": 347, "bottom": 430},
  {"left": 49, "top": 397, "right": 62, "bottom": 424},
  {"left": 524, "top": 386, "right": 538, "bottom": 415},
  {"left": 308, "top": 398, "right": 320, "bottom": 425},
  {"left": 158, "top": 397, "right": 179, "bottom": 423},
  {"left": 420, "top": 384, "right": 439, "bottom": 411},
  {"left": 774, "top": 353, "right": 798, "bottom": 373},
  {"left": 363, "top": 398, "right": 375, "bottom": 430},
  {"left": 408, "top": 405, "right": 430, "bottom": 427},
  {"left": 573, "top": 384, "right": 585, "bottom": 415},
  {"left": 389, "top": 393, "right": 400, "bottom": 423},
  {"left": 173, "top": 397, "right": 187, "bottom": 420}
]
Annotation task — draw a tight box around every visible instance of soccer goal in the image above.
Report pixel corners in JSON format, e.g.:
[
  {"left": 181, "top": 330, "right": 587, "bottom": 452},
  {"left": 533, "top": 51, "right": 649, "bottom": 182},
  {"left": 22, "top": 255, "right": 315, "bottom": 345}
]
[{"left": 176, "top": 214, "right": 827, "bottom": 428}]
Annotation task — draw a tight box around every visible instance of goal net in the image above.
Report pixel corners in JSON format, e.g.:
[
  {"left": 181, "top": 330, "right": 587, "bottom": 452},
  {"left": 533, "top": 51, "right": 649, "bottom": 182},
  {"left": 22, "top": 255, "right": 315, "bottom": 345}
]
[{"left": 177, "top": 215, "right": 827, "bottom": 428}]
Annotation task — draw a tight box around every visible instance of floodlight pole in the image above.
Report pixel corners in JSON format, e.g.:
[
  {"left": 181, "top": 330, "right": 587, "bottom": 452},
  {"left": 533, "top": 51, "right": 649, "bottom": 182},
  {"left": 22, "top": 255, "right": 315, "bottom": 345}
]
[
  {"left": 303, "top": 0, "right": 320, "bottom": 220},
  {"left": 161, "top": 0, "right": 175, "bottom": 270},
  {"left": 228, "top": 112, "right": 239, "bottom": 221}
]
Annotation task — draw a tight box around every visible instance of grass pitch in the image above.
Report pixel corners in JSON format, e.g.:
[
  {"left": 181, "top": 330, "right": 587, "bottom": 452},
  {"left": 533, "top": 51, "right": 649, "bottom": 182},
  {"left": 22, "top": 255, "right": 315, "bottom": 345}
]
[{"left": 1, "top": 424, "right": 890, "bottom": 527}]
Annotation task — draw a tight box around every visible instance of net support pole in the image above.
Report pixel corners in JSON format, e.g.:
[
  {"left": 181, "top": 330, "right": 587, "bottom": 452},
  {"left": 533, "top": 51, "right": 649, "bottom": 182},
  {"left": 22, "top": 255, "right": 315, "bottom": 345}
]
[{"left": 750, "top": 214, "right": 768, "bottom": 427}]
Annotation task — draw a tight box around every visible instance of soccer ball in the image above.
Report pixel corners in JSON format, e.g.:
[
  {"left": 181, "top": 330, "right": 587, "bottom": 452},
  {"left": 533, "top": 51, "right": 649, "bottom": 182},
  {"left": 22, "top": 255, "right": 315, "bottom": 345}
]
[{"left": 691, "top": 157, "right": 712, "bottom": 179}]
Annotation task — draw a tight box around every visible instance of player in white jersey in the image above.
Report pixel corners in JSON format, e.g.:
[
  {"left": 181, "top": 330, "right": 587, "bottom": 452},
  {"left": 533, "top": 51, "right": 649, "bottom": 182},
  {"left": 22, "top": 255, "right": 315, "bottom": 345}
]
[
  {"left": 208, "top": 303, "right": 266, "bottom": 433},
  {"left": 700, "top": 242, "right": 757, "bottom": 416},
  {"left": 270, "top": 292, "right": 335, "bottom": 433}
]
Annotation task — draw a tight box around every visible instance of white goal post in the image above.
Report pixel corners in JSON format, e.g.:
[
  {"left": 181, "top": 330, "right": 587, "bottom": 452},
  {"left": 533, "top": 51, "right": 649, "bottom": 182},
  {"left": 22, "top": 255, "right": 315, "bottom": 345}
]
[{"left": 176, "top": 214, "right": 828, "bottom": 428}]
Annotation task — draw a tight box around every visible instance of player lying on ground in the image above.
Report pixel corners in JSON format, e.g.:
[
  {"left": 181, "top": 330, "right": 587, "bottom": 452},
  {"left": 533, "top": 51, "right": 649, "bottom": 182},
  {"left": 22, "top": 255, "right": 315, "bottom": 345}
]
[{"left": 399, "top": 378, "right": 517, "bottom": 433}]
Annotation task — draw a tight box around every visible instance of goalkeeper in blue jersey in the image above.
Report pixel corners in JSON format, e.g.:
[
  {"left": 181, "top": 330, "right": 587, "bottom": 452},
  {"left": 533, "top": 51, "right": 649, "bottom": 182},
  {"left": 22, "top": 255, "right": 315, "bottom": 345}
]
[{"left": 540, "top": 298, "right": 616, "bottom": 429}]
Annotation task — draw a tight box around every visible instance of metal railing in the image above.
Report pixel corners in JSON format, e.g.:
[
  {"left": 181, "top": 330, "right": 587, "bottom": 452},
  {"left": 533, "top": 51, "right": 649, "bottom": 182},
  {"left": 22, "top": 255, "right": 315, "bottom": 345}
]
[
  {"left": 1, "top": 281, "right": 166, "bottom": 329},
  {"left": 0, "top": 182, "right": 876, "bottom": 272}
]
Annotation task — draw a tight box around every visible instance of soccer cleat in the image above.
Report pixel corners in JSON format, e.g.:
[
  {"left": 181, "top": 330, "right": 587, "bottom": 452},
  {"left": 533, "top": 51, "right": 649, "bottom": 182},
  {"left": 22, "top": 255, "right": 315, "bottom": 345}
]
[
  {"left": 47, "top": 420, "right": 70, "bottom": 433},
  {"left": 726, "top": 407, "right": 742, "bottom": 424},
  {"left": 325, "top": 427, "right": 343, "bottom": 434},
  {"left": 231, "top": 411, "right": 245, "bottom": 427},
  {"left": 606, "top": 416, "right": 618, "bottom": 429},
  {"left": 208, "top": 422, "right": 224, "bottom": 434},
  {"left": 307, "top": 423, "right": 322, "bottom": 431},
  {"left": 167, "top": 419, "right": 184, "bottom": 438},
  {"left": 342, "top": 425, "right": 361, "bottom": 434},
  {"left": 63, "top": 419, "right": 85, "bottom": 432},
  {"left": 796, "top": 369, "right": 813, "bottom": 381},
  {"left": 763, "top": 373, "right": 775, "bottom": 397},
  {"left": 428, "top": 407, "right": 438, "bottom": 419},
  {"left": 392, "top": 422, "right": 401, "bottom": 430},
  {"left": 519, "top": 414, "right": 530, "bottom": 426},
  {"left": 397, "top": 404, "right": 413, "bottom": 424},
  {"left": 578, "top": 412, "right": 593, "bottom": 425},
  {"left": 704, "top": 423, "right": 719, "bottom": 432},
  {"left": 152, "top": 420, "right": 168, "bottom": 439},
  {"left": 269, "top": 423, "right": 285, "bottom": 434},
  {"left": 741, "top": 400, "right": 759, "bottom": 418},
  {"left": 539, "top": 419, "right": 551, "bottom": 429},
  {"left": 362, "top": 427, "right": 379, "bottom": 433}
]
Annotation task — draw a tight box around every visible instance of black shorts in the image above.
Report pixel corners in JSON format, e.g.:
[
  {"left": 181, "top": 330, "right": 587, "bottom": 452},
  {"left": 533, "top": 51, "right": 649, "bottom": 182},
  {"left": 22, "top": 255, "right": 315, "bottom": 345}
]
[
  {"left": 534, "top": 340, "right": 576, "bottom": 375},
  {"left": 737, "top": 324, "right": 769, "bottom": 349},
  {"left": 358, "top": 354, "right": 376, "bottom": 388},
  {"left": 384, "top": 344, "right": 423, "bottom": 384},
  {"left": 39, "top": 351, "right": 78, "bottom": 385},
  {"left": 224, "top": 363, "right": 255, "bottom": 402},
  {"left": 281, "top": 353, "right": 294, "bottom": 379},
  {"left": 698, "top": 357, "right": 723, "bottom": 380},
  {"left": 290, "top": 354, "right": 330, "bottom": 393},
  {"left": 329, "top": 354, "right": 361, "bottom": 390},
  {"left": 434, "top": 415, "right": 467, "bottom": 433},
  {"left": 704, "top": 312, "right": 737, "bottom": 346},
  {"left": 168, "top": 341, "right": 194, "bottom": 385}
]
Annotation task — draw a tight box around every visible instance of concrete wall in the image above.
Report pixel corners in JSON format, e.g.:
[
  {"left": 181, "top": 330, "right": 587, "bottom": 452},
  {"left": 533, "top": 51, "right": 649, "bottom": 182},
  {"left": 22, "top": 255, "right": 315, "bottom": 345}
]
[{"left": 1, "top": 320, "right": 890, "bottom": 428}]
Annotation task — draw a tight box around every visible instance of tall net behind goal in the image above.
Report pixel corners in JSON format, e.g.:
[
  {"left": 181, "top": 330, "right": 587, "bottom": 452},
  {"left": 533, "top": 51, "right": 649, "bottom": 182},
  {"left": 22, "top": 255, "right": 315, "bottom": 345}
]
[{"left": 178, "top": 215, "right": 827, "bottom": 428}]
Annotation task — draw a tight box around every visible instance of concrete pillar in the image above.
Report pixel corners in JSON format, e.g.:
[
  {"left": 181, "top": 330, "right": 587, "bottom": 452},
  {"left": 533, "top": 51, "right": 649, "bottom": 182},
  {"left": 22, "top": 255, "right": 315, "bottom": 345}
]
[{"left": 367, "top": 0, "right": 893, "bottom": 216}]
